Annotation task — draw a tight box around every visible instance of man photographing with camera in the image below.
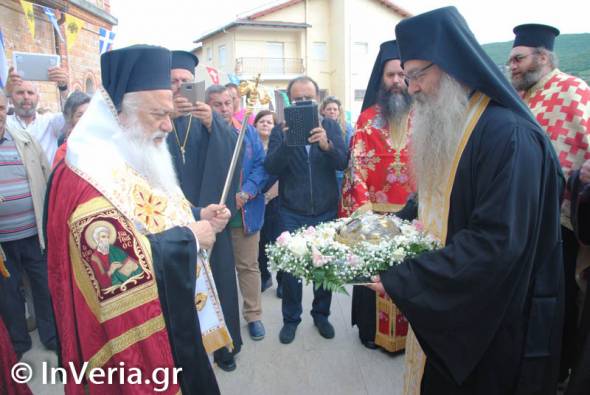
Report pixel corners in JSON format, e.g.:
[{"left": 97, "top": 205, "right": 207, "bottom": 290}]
[{"left": 264, "top": 75, "right": 348, "bottom": 345}]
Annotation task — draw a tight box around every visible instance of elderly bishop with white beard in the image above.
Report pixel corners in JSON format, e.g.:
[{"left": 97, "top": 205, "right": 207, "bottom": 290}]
[
  {"left": 45, "top": 45, "right": 229, "bottom": 395},
  {"left": 368, "top": 7, "right": 565, "bottom": 395}
]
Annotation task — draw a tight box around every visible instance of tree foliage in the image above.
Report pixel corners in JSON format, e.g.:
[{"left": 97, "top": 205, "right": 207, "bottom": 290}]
[{"left": 483, "top": 33, "right": 590, "bottom": 83}]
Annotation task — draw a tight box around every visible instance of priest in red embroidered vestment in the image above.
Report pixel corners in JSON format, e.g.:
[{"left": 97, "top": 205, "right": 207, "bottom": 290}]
[
  {"left": 339, "top": 40, "right": 414, "bottom": 353},
  {"left": 509, "top": 24, "right": 590, "bottom": 385},
  {"left": 339, "top": 40, "right": 413, "bottom": 218},
  {"left": 45, "top": 45, "right": 231, "bottom": 394}
]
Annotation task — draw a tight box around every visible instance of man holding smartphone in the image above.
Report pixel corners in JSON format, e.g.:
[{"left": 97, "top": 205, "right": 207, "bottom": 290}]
[
  {"left": 167, "top": 51, "right": 243, "bottom": 372},
  {"left": 4, "top": 65, "right": 69, "bottom": 164},
  {"left": 264, "top": 76, "right": 348, "bottom": 344}
]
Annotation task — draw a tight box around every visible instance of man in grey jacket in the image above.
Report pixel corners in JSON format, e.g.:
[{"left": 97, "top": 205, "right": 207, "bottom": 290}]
[{"left": 0, "top": 89, "right": 56, "bottom": 359}]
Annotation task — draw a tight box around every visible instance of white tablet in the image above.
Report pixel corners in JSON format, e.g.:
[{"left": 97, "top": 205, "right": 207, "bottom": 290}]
[{"left": 12, "top": 52, "right": 60, "bottom": 81}]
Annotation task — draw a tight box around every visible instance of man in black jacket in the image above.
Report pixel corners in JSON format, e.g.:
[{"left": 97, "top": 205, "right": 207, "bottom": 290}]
[{"left": 264, "top": 76, "right": 348, "bottom": 344}]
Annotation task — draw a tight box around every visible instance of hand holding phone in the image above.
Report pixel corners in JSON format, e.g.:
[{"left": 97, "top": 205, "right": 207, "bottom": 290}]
[
  {"left": 308, "top": 127, "right": 330, "bottom": 151},
  {"left": 5, "top": 67, "right": 22, "bottom": 95},
  {"left": 284, "top": 100, "right": 319, "bottom": 146},
  {"left": 47, "top": 67, "right": 69, "bottom": 87},
  {"left": 180, "top": 81, "right": 206, "bottom": 103},
  {"left": 12, "top": 51, "right": 60, "bottom": 81},
  {"left": 173, "top": 96, "right": 196, "bottom": 116}
]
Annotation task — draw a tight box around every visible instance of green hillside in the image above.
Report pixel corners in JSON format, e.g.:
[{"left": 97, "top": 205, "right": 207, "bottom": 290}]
[{"left": 482, "top": 33, "right": 590, "bottom": 83}]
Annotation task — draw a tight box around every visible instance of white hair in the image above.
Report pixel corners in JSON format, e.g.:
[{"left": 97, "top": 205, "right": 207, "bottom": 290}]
[
  {"left": 93, "top": 226, "right": 110, "bottom": 254},
  {"left": 114, "top": 94, "right": 180, "bottom": 196},
  {"left": 410, "top": 73, "right": 469, "bottom": 197},
  {"left": 120, "top": 91, "right": 143, "bottom": 111},
  {"left": 93, "top": 226, "right": 109, "bottom": 243}
]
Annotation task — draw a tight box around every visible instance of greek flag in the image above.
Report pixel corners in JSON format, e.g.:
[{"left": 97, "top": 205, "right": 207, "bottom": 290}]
[
  {"left": 42, "top": 6, "right": 64, "bottom": 42},
  {"left": 98, "top": 27, "right": 116, "bottom": 54},
  {"left": 0, "top": 29, "right": 8, "bottom": 89}
]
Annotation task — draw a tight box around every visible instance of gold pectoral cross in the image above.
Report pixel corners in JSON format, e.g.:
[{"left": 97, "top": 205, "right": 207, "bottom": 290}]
[
  {"left": 392, "top": 151, "right": 404, "bottom": 177},
  {"left": 173, "top": 115, "right": 193, "bottom": 166}
]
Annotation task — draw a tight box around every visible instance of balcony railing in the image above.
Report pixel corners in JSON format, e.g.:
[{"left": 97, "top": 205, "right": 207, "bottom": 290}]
[{"left": 235, "top": 57, "right": 304, "bottom": 76}]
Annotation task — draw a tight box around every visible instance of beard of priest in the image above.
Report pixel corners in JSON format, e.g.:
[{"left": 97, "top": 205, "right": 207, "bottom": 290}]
[
  {"left": 116, "top": 90, "right": 180, "bottom": 195},
  {"left": 376, "top": 76, "right": 412, "bottom": 125},
  {"left": 45, "top": 45, "right": 223, "bottom": 395},
  {"left": 410, "top": 72, "right": 469, "bottom": 197},
  {"left": 509, "top": 23, "right": 590, "bottom": 387},
  {"left": 369, "top": 7, "right": 565, "bottom": 395}
]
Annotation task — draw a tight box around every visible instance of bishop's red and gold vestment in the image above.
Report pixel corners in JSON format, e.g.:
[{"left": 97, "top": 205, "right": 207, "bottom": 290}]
[{"left": 46, "top": 90, "right": 227, "bottom": 394}]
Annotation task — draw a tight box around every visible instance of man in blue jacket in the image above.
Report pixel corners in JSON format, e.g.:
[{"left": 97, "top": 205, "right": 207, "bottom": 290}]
[
  {"left": 265, "top": 76, "right": 348, "bottom": 344},
  {"left": 207, "top": 85, "right": 269, "bottom": 351}
]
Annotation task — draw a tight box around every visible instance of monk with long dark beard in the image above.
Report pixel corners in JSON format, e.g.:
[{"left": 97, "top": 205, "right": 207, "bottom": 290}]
[{"left": 340, "top": 40, "right": 414, "bottom": 353}]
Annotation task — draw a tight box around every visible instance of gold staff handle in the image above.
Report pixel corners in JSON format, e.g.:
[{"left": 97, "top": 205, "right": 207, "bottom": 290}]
[{"left": 219, "top": 74, "right": 263, "bottom": 205}]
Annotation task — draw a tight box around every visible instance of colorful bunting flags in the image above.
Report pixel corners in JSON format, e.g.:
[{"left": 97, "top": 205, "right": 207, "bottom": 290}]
[
  {"left": 206, "top": 66, "right": 220, "bottom": 84},
  {"left": 14, "top": 3, "right": 112, "bottom": 59},
  {"left": 42, "top": 6, "right": 64, "bottom": 42},
  {"left": 19, "top": 0, "right": 35, "bottom": 40},
  {"left": 98, "top": 27, "right": 116, "bottom": 54},
  {"left": 64, "top": 13, "right": 84, "bottom": 53}
]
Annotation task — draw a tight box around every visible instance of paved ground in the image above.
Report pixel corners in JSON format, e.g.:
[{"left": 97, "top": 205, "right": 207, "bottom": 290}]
[{"left": 20, "top": 282, "right": 405, "bottom": 394}]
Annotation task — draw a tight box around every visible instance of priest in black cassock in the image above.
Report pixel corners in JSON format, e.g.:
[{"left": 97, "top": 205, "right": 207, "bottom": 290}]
[
  {"left": 167, "top": 51, "right": 243, "bottom": 371},
  {"left": 564, "top": 160, "right": 590, "bottom": 395},
  {"left": 368, "top": 7, "right": 565, "bottom": 395}
]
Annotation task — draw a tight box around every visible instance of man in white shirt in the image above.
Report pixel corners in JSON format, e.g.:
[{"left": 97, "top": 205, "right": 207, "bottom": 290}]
[{"left": 5, "top": 66, "right": 69, "bottom": 164}]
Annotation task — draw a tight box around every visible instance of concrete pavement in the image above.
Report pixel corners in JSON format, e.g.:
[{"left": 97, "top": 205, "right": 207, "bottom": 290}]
[{"left": 18, "top": 282, "right": 405, "bottom": 394}]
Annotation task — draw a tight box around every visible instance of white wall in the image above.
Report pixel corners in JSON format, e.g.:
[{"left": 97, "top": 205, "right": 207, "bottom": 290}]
[{"left": 347, "top": 0, "right": 405, "bottom": 121}]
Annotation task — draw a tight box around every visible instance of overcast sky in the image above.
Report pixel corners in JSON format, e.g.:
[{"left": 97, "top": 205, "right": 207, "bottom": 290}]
[{"left": 110, "top": 0, "right": 589, "bottom": 50}]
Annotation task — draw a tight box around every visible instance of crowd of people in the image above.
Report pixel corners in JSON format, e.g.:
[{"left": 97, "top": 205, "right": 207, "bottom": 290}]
[{"left": 0, "top": 5, "right": 589, "bottom": 395}]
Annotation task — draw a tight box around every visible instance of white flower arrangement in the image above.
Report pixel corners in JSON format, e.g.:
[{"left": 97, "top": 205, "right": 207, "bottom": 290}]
[{"left": 267, "top": 215, "right": 439, "bottom": 294}]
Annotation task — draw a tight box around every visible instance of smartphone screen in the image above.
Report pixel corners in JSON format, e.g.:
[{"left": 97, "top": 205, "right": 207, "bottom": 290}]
[{"left": 180, "top": 81, "right": 206, "bottom": 103}]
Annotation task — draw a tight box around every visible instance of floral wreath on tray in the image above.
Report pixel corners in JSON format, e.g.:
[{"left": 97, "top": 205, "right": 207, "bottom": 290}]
[{"left": 267, "top": 208, "right": 439, "bottom": 294}]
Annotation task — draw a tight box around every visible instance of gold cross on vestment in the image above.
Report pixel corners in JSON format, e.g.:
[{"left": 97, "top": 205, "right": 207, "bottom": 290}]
[{"left": 392, "top": 151, "right": 404, "bottom": 177}]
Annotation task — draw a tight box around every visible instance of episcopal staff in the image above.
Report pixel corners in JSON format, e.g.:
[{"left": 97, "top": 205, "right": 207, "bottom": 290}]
[
  {"left": 46, "top": 45, "right": 228, "bottom": 394},
  {"left": 167, "top": 51, "right": 243, "bottom": 372}
]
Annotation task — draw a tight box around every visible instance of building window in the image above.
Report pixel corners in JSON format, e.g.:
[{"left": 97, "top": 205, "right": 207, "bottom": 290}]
[
  {"left": 267, "top": 42, "right": 285, "bottom": 74},
  {"left": 206, "top": 47, "right": 212, "bottom": 62},
  {"left": 354, "top": 89, "right": 366, "bottom": 101},
  {"left": 218, "top": 45, "right": 227, "bottom": 67},
  {"left": 312, "top": 42, "right": 327, "bottom": 61}
]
